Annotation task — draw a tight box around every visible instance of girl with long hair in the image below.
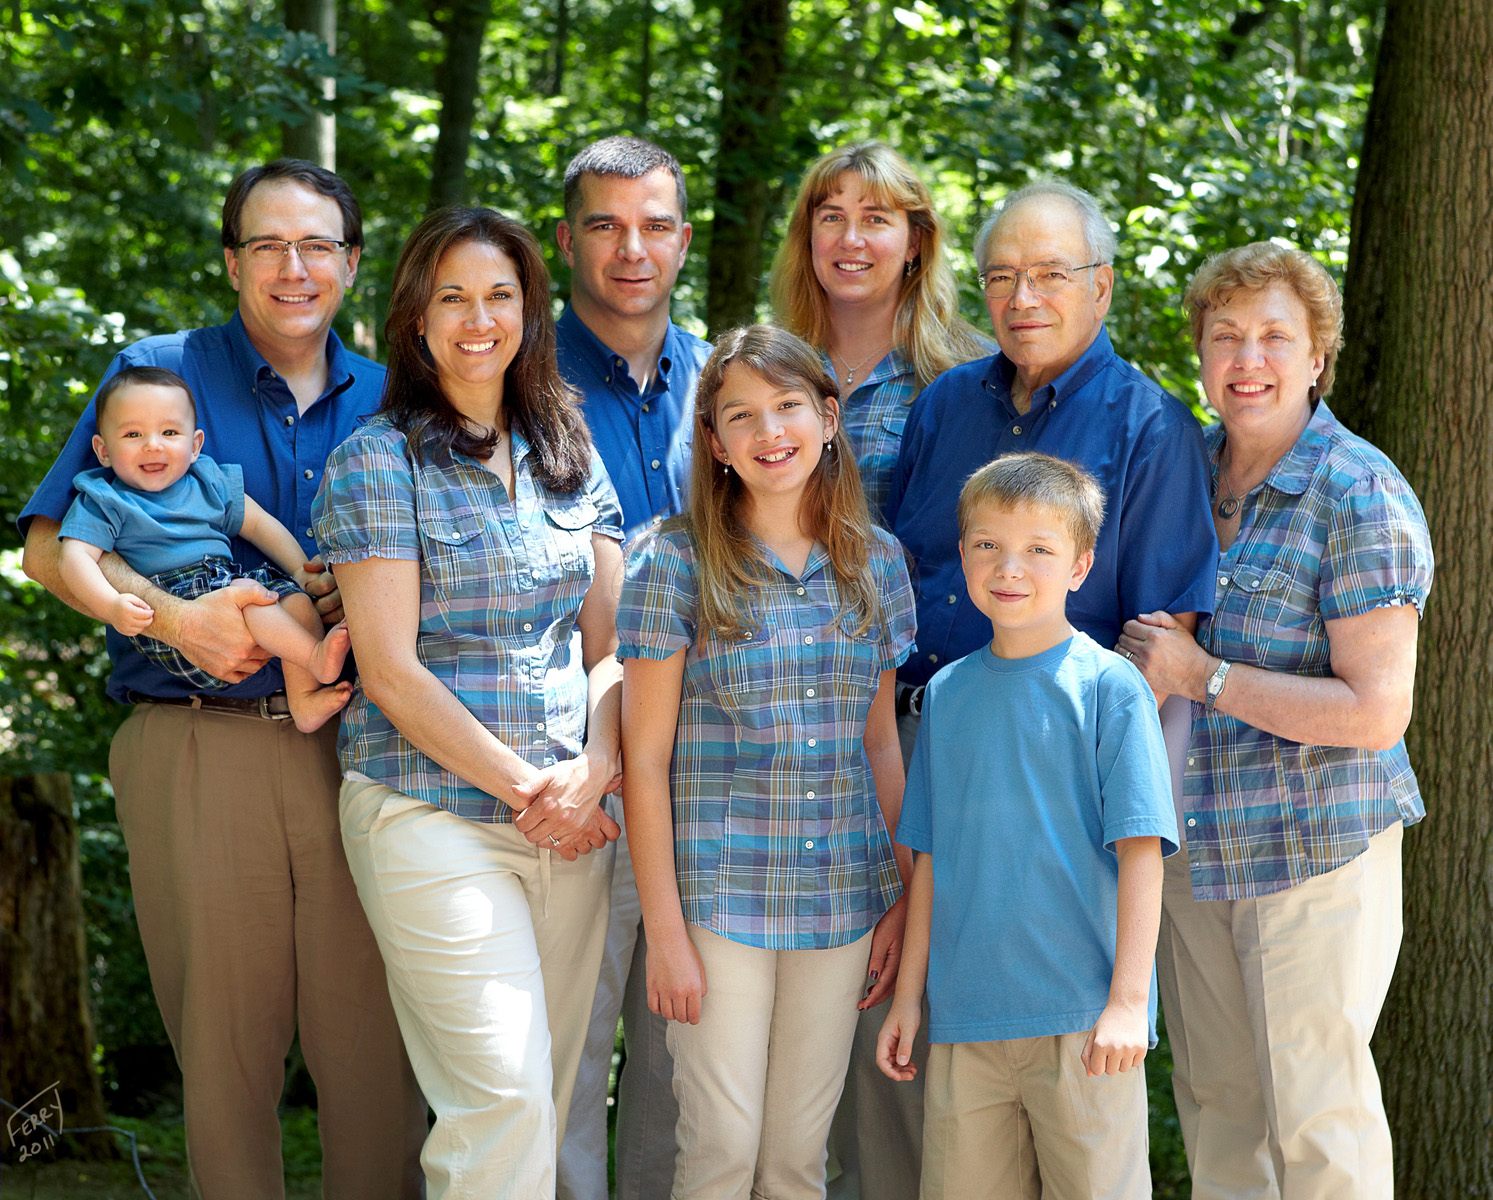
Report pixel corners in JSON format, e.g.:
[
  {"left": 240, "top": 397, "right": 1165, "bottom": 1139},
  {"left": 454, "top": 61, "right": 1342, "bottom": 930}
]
[
  {"left": 313, "top": 206, "right": 624, "bottom": 1198},
  {"left": 618, "top": 325, "right": 916, "bottom": 1199},
  {"left": 770, "top": 141, "right": 989, "bottom": 516}
]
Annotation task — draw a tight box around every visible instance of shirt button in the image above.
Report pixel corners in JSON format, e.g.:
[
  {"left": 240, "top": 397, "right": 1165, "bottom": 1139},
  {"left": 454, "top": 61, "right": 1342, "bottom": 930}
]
[
  {"left": 535, "top": 722, "right": 545, "bottom": 731},
  {"left": 1013, "top": 425, "right": 1022, "bottom": 434},
  {"left": 806, "top": 791, "right": 815, "bottom": 799},
  {"left": 928, "top": 653, "right": 939, "bottom": 664},
  {"left": 804, "top": 839, "right": 815, "bottom": 849},
  {"left": 803, "top": 635, "right": 814, "bottom": 645},
  {"left": 947, "top": 594, "right": 958, "bottom": 604},
  {"left": 284, "top": 415, "right": 295, "bottom": 427},
  {"left": 808, "top": 738, "right": 817, "bottom": 747},
  {"left": 303, "top": 468, "right": 314, "bottom": 480},
  {"left": 1187, "top": 818, "right": 1197, "bottom": 827},
  {"left": 796, "top": 587, "right": 806, "bottom": 596},
  {"left": 305, "top": 527, "right": 314, "bottom": 539},
  {"left": 651, "top": 459, "right": 661, "bottom": 469},
  {"left": 1187, "top": 757, "right": 1195, "bottom": 766},
  {"left": 1219, "top": 575, "right": 1230, "bottom": 586},
  {"left": 523, "top": 622, "right": 533, "bottom": 631},
  {"left": 642, "top": 403, "right": 650, "bottom": 412},
  {"left": 1050, "top": 400, "right": 1057, "bottom": 410},
  {"left": 806, "top": 688, "right": 816, "bottom": 697}
]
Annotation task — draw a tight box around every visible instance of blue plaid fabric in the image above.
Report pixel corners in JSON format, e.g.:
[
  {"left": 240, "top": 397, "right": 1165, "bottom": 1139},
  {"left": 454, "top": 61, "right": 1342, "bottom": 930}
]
[
  {"left": 133, "top": 556, "right": 304, "bottom": 692},
  {"left": 827, "top": 348, "right": 916, "bottom": 521},
  {"left": 1184, "top": 402, "right": 1434, "bottom": 900},
  {"left": 313, "top": 416, "right": 624, "bottom": 823},
  {"left": 616, "top": 522, "right": 916, "bottom": 950}
]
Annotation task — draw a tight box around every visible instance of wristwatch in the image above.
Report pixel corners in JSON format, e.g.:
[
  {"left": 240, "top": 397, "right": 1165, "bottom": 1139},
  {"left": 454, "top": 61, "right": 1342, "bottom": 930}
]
[{"left": 1205, "top": 659, "right": 1232, "bottom": 711}]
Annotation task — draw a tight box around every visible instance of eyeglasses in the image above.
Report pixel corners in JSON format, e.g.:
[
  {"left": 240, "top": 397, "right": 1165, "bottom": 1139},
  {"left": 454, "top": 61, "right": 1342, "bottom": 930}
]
[
  {"left": 233, "top": 238, "right": 352, "bottom": 264},
  {"left": 978, "top": 262, "right": 1101, "bottom": 299}
]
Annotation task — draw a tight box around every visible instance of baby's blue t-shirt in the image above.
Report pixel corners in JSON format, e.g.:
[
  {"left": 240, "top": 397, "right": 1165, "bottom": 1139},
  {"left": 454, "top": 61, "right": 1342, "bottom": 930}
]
[
  {"left": 60, "top": 456, "right": 245, "bottom": 577},
  {"left": 897, "top": 632, "right": 1179, "bottom": 1045}
]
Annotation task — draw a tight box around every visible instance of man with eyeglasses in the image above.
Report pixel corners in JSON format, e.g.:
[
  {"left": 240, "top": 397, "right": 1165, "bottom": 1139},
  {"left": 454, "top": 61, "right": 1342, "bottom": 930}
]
[
  {"left": 857, "top": 180, "right": 1217, "bottom": 1199},
  {"left": 20, "top": 159, "right": 425, "bottom": 1198}
]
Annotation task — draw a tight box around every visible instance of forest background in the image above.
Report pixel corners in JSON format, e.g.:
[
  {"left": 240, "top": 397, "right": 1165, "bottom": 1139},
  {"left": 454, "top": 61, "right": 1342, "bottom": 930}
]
[{"left": 2, "top": 1, "right": 1487, "bottom": 1197}]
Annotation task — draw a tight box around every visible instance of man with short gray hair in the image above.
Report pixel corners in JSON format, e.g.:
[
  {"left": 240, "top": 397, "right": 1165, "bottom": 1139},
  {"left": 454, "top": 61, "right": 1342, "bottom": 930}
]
[{"left": 845, "top": 180, "right": 1218, "bottom": 1199}]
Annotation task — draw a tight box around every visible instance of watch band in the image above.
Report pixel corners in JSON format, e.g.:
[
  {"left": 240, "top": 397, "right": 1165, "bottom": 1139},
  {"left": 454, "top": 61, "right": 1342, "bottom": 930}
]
[{"left": 1205, "top": 659, "right": 1232, "bottom": 711}]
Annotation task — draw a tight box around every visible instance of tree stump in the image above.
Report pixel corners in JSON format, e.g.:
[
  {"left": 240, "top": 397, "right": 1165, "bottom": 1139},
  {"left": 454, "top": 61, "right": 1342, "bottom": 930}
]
[{"left": 1, "top": 773, "right": 118, "bottom": 1161}]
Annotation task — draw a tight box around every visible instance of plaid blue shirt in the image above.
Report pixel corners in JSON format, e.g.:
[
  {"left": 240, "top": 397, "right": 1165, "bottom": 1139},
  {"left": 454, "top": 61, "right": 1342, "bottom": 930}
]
[
  {"left": 827, "top": 348, "right": 915, "bottom": 522},
  {"left": 1184, "top": 402, "right": 1434, "bottom": 900},
  {"left": 313, "top": 416, "right": 624, "bottom": 823},
  {"left": 617, "top": 523, "right": 916, "bottom": 950}
]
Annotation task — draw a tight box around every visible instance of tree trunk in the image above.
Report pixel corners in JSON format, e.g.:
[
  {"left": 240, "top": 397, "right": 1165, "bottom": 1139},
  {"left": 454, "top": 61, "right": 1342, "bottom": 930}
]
[
  {"left": 638, "top": 0, "right": 653, "bottom": 129},
  {"left": 282, "top": 0, "right": 337, "bottom": 169},
  {"left": 546, "top": 0, "right": 569, "bottom": 97},
  {"left": 704, "top": 0, "right": 790, "bottom": 338},
  {"left": 428, "top": 0, "right": 493, "bottom": 211},
  {"left": 1, "top": 774, "right": 117, "bottom": 1161},
  {"left": 1335, "top": 1, "right": 1493, "bottom": 1195}
]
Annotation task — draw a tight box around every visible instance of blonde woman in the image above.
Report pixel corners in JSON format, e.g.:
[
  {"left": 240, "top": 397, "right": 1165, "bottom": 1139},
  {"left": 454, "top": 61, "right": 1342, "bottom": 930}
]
[
  {"left": 770, "top": 141, "right": 988, "bottom": 518},
  {"left": 619, "top": 326, "right": 916, "bottom": 1199}
]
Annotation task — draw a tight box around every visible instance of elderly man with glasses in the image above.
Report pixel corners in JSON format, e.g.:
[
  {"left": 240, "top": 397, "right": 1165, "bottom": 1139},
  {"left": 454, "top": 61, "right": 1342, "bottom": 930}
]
[
  {"left": 854, "top": 180, "right": 1218, "bottom": 1200},
  {"left": 20, "top": 159, "right": 426, "bottom": 1198}
]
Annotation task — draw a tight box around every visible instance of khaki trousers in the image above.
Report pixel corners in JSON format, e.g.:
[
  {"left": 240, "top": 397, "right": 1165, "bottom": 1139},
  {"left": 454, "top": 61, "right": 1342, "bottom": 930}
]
[
  {"left": 668, "top": 925, "right": 874, "bottom": 1200},
  {"left": 1157, "top": 822, "right": 1403, "bottom": 1200},
  {"left": 109, "top": 703, "right": 425, "bottom": 1200},
  {"left": 922, "top": 1032, "right": 1151, "bottom": 1200},
  {"left": 340, "top": 778, "right": 612, "bottom": 1200}
]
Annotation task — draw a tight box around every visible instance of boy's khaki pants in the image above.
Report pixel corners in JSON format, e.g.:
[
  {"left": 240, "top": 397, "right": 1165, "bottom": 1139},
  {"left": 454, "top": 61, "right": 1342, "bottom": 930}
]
[
  {"left": 1157, "top": 821, "right": 1402, "bottom": 1200},
  {"left": 921, "top": 1032, "right": 1151, "bottom": 1200}
]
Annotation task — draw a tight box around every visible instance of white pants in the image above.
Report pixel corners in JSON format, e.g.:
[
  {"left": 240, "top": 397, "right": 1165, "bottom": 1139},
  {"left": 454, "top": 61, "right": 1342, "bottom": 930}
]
[
  {"left": 669, "top": 925, "right": 874, "bottom": 1200},
  {"left": 557, "top": 807, "right": 678, "bottom": 1200},
  {"left": 1157, "top": 821, "right": 1404, "bottom": 1200},
  {"left": 340, "top": 778, "right": 612, "bottom": 1200}
]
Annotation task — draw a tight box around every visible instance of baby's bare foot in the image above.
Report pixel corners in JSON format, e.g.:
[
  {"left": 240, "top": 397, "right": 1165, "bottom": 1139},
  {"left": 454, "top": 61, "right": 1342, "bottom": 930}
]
[
  {"left": 306, "top": 621, "right": 351, "bottom": 685},
  {"left": 290, "top": 681, "right": 353, "bottom": 734}
]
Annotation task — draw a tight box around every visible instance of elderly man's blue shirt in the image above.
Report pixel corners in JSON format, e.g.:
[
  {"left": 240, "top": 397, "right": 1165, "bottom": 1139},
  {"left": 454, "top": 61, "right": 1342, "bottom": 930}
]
[
  {"left": 556, "top": 305, "right": 711, "bottom": 536},
  {"left": 20, "top": 312, "right": 384, "bottom": 702},
  {"left": 886, "top": 326, "right": 1217, "bottom": 686}
]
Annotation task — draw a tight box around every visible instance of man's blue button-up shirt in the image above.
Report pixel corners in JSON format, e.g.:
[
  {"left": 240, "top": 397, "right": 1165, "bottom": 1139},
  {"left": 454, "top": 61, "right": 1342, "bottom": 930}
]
[
  {"left": 885, "top": 325, "right": 1218, "bottom": 687},
  {"left": 556, "top": 305, "right": 711, "bottom": 536},
  {"left": 21, "top": 312, "right": 385, "bottom": 702}
]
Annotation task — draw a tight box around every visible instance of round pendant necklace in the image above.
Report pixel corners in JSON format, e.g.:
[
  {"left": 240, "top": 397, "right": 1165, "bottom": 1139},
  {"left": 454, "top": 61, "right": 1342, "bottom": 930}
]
[{"left": 1215, "top": 470, "right": 1242, "bottom": 519}]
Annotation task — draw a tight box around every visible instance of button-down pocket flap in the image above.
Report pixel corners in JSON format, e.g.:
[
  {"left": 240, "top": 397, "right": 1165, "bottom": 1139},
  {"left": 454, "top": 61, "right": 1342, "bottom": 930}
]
[
  {"left": 543, "top": 500, "right": 599, "bottom": 531},
  {"left": 1237, "top": 567, "right": 1290, "bottom": 593},
  {"left": 880, "top": 411, "right": 909, "bottom": 437},
  {"left": 421, "top": 511, "right": 484, "bottom": 546}
]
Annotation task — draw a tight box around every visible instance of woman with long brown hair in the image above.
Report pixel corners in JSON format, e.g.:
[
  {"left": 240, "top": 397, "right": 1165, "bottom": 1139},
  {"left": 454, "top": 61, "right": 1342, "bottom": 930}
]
[
  {"left": 312, "top": 206, "right": 625, "bottom": 1198},
  {"left": 770, "top": 141, "right": 988, "bottom": 517}
]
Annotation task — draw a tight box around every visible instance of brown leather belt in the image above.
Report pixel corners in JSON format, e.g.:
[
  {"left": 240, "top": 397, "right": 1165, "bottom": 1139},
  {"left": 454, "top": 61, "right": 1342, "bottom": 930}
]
[{"left": 127, "top": 691, "right": 293, "bottom": 720}]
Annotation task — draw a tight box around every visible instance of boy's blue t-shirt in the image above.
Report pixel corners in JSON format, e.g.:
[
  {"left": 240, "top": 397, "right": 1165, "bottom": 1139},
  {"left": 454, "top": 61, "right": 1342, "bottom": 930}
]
[
  {"left": 896, "top": 632, "right": 1179, "bottom": 1045},
  {"left": 60, "top": 456, "right": 245, "bottom": 577}
]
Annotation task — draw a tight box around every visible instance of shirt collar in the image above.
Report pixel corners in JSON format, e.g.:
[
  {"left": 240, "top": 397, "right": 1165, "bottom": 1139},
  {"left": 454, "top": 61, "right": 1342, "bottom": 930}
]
[
  {"left": 558, "top": 304, "right": 674, "bottom": 392},
  {"left": 224, "top": 310, "right": 355, "bottom": 402},
  {"left": 1205, "top": 400, "right": 1335, "bottom": 499},
  {"left": 981, "top": 324, "right": 1115, "bottom": 415}
]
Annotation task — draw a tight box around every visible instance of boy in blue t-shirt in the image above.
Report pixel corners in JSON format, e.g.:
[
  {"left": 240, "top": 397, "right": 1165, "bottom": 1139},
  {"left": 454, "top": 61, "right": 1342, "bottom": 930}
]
[
  {"left": 876, "top": 452, "right": 1179, "bottom": 1200},
  {"left": 56, "top": 366, "right": 352, "bottom": 732}
]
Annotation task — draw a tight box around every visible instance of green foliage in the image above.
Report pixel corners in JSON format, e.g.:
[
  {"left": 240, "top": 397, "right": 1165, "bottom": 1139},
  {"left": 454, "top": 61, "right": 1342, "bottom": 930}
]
[{"left": 2, "top": 0, "right": 1384, "bottom": 1128}]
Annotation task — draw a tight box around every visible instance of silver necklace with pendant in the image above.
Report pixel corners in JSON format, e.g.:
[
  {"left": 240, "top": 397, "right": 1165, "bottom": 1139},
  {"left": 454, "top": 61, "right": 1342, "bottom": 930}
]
[
  {"left": 1215, "top": 469, "right": 1242, "bottom": 519},
  {"left": 833, "top": 343, "right": 889, "bottom": 391}
]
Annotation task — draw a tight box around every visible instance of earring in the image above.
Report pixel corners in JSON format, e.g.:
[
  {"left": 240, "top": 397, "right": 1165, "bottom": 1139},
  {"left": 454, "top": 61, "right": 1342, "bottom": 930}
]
[
  {"left": 722, "top": 459, "right": 731, "bottom": 475},
  {"left": 419, "top": 334, "right": 427, "bottom": 349},
  {"left": 904, "top": 260, "right": 913, "bottom": 278}
]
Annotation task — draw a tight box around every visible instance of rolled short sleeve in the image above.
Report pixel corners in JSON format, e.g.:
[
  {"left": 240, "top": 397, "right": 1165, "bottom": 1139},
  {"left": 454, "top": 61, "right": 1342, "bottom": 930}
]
[
  {"left": 1318, "top": 472, "right": 1434, "bottom": 621},
  {"left": 585, "top": 450, "right": 625, "bottom": 543},
  {"left": 312, "top": 427, "right": 420, "bottom": 565},
  {"left": 616, "top": 527, "right": 697, "bottom": 661},
  {"left": 59, "top": 473, "right": 124, "bottom": 551},
  {"left": 874, "top": 530, "right": 917, "bottom": 671}
]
